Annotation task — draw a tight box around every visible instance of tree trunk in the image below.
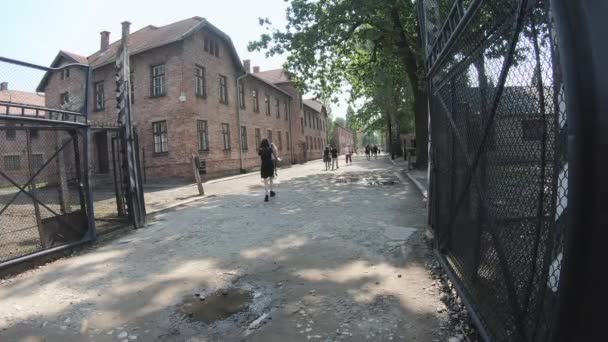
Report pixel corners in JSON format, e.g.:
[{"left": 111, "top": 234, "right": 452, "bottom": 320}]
[
  {"left": 389, "top": 108, "right": 403, "bottom": 159},
  {"left": 386, "top": 117, "right": 393, "bottom": 157},
  {"left": 391, "top": 5, "right": 428, "bottom": 169},
  {"left": 413, "top": 87, "right": 429, "bottom": 168}
]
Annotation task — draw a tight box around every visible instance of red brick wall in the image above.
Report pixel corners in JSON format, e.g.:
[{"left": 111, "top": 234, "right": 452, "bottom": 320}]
[
  {"left": 302, "top": 104, "right": 328, "bottom": 161},
  {"left": 274, "top": 82, "right": 306, "bottom": 163},
  {"left": 43, "top": 28, "right": 316, "bottom": 181},
  {"left": 239, "top": 76, "right": 292, "bottom": 170},
  {"left": 334, "top": 125, "right": 354, "bottom": 154}
]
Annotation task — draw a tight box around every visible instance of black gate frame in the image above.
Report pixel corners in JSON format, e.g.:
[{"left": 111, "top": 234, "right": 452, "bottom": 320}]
[
  {"left": 0, "top": 53, "right": 96, "bottom": 269},
  {"left": 419, "top": 0, "right": 607, "bottom": 341}
]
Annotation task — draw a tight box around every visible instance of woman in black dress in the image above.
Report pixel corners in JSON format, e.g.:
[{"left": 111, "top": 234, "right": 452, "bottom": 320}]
[{"left": 259, "top": 138, "right": 276, "bottom": 202}]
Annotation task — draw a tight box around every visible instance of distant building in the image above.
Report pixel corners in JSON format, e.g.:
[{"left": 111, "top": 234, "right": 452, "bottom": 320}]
[
  {"left": 302, "top": 98, "right": 329, "bottom": 161},
  {"left": 0, "top": 82, "right": 54, "bottom": 186},
  {"left": 333, "top": 123, "right": 354, "bottom": 155}
]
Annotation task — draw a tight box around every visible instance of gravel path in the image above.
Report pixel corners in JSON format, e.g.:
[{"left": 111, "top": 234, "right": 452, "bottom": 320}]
[{"left": 0, "top": 156, "right": 450, "bottom": 342}]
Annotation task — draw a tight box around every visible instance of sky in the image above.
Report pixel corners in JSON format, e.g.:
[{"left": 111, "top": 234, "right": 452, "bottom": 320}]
[{"left": 0, "top": 0, "right": 349, "bottom": 118}]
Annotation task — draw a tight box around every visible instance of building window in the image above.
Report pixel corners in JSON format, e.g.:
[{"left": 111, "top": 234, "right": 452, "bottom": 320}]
[
  {"left": 4, "top": 155, "right": 20, "bottom": 170},
  {"left": 6, "top": 124, "right": 16, "bottom": 140},
  {"left": 32, "top": 154, "right": 44, "bottom": 170},
  {"left": 219, "top": 75, "right": 228, "bottom": 104},
  {"left": 214, "top": 41, "right": 220, "bottom": 57},
  {"left": 197, "top": 120, "right": 209, "bottom": 151},
  {"left": 222, "top": 123, "right": 231, "bottom": 150},
  {"left": 94, "top": 81, "right": 105, "bottom": 110},
  {"left": 301, "top": 118, "right": 304, "bottom": 133},
  {"left": 61, "top": 68, "right": 70, "bottom": 80},
  {"left": 284, "top": 101, "right": 289, "bottom": 121},
  {"left": 240, "top": 126, "right": 248, "bottom": 151},
  {"left": 204, "top": 37, "right": 209, "bottom": 52},
  {"left": 522, "top": 119, "right": 543, "bottom": 141},
  {"left": 209, "top": 38, "right": 215, "bottom": 55},
  {"left": 265, "top": 94, "right": 270, "bottom": 115},
  {"left": 267, "top": 129, "right": 272, "bottom": 142},
  {"left": 275, "top": 98, "right": 280, "bottom": 118},
  {"left": 252, "top": 89, "right": 259, "bottom": 112},
  {"left": 195, "top": 65, "right": 206, "bottom": 98},
  {"left": 60, "top": 92, "right": 70, "bottom": 105},
  {"left": 151, "top": 64, "right": 166, "bottom": 97},
  {"left": 30, "top": 129, "right": 39, "bottom": 139},
  {"left": 255, "top": 128, "right": 261, "bottom": 148},
  {"left": 277, "top": 131, "right": 282, "bottom": 150},
  {"left": 286, "top": 132, "right": 290, "bottom": 150},
  {"left": 153, "top": 120, "right": 168, "bottom": 153},
  {"left": 238, "top": 84, "right": 246, "bottom": 109}
]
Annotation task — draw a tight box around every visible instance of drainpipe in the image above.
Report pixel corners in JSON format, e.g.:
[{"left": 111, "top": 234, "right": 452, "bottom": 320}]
[
  {"left": 288, "top": 97, "right": 294, "bottom": 163},
  {"left": 236, "top": 73, "right": 247, "bottom": 172}
]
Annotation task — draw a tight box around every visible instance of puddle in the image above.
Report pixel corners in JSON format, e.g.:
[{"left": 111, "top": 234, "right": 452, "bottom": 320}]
[
  {"left": 179, "top": 288, "right": 254, "bottom": 323},
  {"left": 335, "top": 177, "right": 360, "bottom": 183},
  {"left": 334, "top": 176, "right": 398, "bottom": 186}
]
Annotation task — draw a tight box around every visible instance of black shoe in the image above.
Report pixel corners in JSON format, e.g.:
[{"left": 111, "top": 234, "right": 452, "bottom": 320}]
[
  {"left": 270, "top": 191, "right": 276, "bottom": 197},
  {"left": 264, "top": 195, "right": 269, "bottom": 202}
]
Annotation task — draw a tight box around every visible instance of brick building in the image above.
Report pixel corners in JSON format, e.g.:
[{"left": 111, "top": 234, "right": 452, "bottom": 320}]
[
  {"left": 301, "top": 99, "right": 329, "bottom": 161},
  {"left": 252, "top": 70, "right": 328, "bottom": 163},
  {"left": 37, "top": 17, "right": 325, "bottom": 180},
  {"left": 333, "top": 123, "right": 354, "bottom": 155},
  {"left": 0, "top": 82, "right": 56, "bottom": 186}
]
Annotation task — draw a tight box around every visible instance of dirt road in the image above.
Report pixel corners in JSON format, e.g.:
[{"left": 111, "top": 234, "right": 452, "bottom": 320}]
[{"left": 0, "top": 156, "right": 447, "bottom": 342}]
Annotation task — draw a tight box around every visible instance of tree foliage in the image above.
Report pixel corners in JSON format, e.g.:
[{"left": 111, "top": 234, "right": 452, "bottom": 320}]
[{"left": 249, "top": 0, "right": 429, "bottom": 166}]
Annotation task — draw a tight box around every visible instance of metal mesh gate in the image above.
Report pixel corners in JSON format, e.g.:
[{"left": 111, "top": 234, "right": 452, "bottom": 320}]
[
  {"left": 0, "top": 119, "right": 93, "bottom": 264},
  {"left": 420, "top": 0, "right": 568, "bottom": 340}
]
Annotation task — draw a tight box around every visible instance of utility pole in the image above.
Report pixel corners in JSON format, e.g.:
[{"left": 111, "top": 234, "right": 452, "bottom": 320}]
[{"left": 116, "top": 21, "right": 145, "bottom": 228}]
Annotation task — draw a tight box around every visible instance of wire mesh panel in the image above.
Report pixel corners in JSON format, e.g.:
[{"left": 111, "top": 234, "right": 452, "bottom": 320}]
[
  {"left": 0, "top": 122, "right": 92, "bottom": 263},
  {"left": 422, "top": 0, "right": 568, "bottom": 340},
  {"left": 0, "top": 56, "right": 94, "bottom": 265}
]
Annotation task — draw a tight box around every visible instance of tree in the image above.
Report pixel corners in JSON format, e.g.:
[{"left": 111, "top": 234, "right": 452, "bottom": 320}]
[
  {"left": 249, "top": 0, "right": 428, "bottom": 168},
  {"left": 345, "top": 105, "right": 359, "bottom": 148}
]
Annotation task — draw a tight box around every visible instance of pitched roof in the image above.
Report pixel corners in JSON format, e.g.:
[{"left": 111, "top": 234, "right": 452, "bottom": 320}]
[
  {"left": 36, "top": 50, "right": 90, "bottom": 92},
  {"left": 303, "top": 98, "right": 324, "bottom": 113},
  {"left": 38, "top": 17, "right": 245, "bottom": 92},
  {"left": 254, "top": 69, "right": 292, "bottom": 84},
  {"left": 247, "top": 73, "right": 292, "bottom": 98},
  {"left": 62, "top": 51, "right": 88, "bottom": 65},
  {"left": 87, "top": 17, "right": 243, "bottom": 70}
]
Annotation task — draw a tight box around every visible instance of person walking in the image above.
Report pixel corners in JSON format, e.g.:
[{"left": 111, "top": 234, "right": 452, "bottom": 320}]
[
  {"left": 323, "top": 146, "right": 331, "bottom": 171},
  {"left": 344, "top": 145, "right": 352, "bottom": 165},
  {"left": 259, "top": 138, "right": 276, "bottom": 202},
  {"left": 331, "top": 145, "right": 339, "bottom": 170},
  {"left": 373, "top": 145, "right": 378, "bottom": 159},
  {"left": 365, "top": 145, "right": 371, "bottom": 161}
]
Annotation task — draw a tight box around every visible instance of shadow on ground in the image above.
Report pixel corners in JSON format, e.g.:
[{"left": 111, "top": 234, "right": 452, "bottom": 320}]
[{"left": 0, "top": 157, "right": 441, "bottom": 342}]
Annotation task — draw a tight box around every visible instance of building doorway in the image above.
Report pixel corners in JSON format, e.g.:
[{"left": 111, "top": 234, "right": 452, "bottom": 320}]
[{"left": 94, "top": 132, "right": 109, "bottom": 173}]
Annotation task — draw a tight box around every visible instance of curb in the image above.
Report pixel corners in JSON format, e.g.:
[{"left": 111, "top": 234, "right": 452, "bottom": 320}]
[
  {"left": 147, "top": 194, "right": 212, "bottom": 217},
  {"left": 204, "top": 172, "right": 257, "bottom": 185},
  {"left": 388, "top": 157, "right": 428, "bottom": 199},
  {"left": 405, "top": 172, "right": 428, "bottom": 199}
]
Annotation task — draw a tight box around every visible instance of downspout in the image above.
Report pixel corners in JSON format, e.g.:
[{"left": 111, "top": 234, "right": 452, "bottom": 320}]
[
  {"left": 288, "top": 98, "right": 294, "bottom": 163},
  {"left": 236, "top": 73, "right": 247, "bottom": 172}
]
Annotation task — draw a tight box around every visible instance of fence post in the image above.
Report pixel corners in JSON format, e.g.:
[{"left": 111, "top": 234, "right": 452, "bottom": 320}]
[
  {"left": 191, "top": 154, "right": 205, "bottom": 196},
  {"left": 26, "top": 129, "right": 44, "bottom": 247},
  {"left": 56, "top": 133, "right": 71, "bottom": 214}
]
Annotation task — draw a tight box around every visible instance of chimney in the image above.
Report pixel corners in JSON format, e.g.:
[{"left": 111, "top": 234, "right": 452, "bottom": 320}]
[
  {"left": 253, "top": 66, "right": 260, "bottom": 73},
  {"left": 0, "top": 82, "right": 7, "bottom": 91},
  {"left": 100, "top": 31, "right": 110, "bottom": 51},
  {"left": 243, "top": 60, "right": 251, "bottom": 73}
]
